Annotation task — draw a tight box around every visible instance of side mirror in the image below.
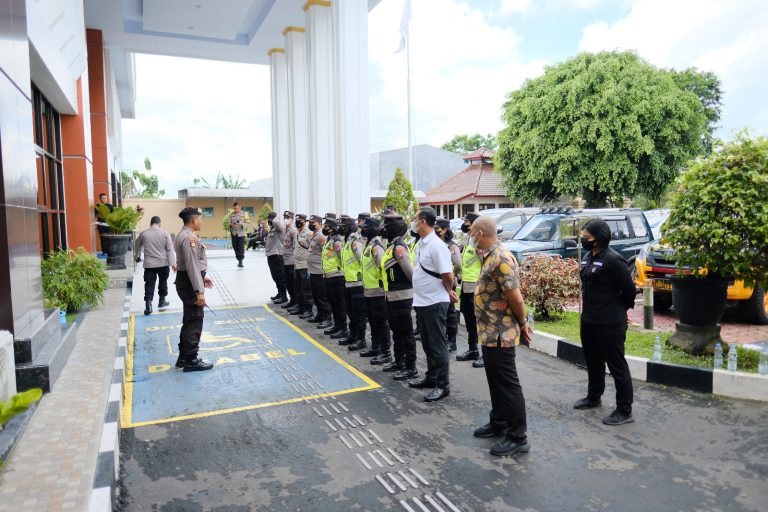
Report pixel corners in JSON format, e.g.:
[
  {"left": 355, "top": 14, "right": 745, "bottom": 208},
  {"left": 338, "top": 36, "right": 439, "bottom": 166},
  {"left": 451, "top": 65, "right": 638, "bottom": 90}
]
[
  {"left": 562, "top": 239, "right": 578, "bottom": 248},
  {"left": 496, "top": 227, "right": 504, "bottom": 235}
]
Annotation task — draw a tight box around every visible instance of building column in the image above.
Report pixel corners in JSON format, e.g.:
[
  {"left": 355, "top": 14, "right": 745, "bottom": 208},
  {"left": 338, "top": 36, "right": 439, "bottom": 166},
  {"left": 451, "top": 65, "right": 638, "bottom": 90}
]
[
  {"left": 333, "top": 0, "right": 370, "bottom": 215},
  {"left": 305, "top": 1, "right": 337, "bottom": 215},
  {"left": 284, "top": 27, "right": 311, "bottom": 214},
  {"left": 87, "top": 29, "right": 113, "bottom": 203},
  {"left": 269, "top": 49, "right": 290, "bottom": 214}
]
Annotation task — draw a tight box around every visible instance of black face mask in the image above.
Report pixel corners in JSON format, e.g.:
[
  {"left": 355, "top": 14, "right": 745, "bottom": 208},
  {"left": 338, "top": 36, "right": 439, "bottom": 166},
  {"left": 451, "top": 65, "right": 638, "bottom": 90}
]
[
  {"left": 308, "top": 223, "right": 318, "bottom": 232},
  {"left": 582, "top": 239, "right": 596, "bottom": 251},
  {"left": 347, "top": 224, "right": 358, "bottom": 234},
  {"left": 296, "top": 220, "right": 305, "bottom": 229},
  {"left": 461, "top": 223, "right": 470, "bottom": 233},
  {"left": 322, "top": 226, "right": 333, "bottom": 236},
  {"left": 384, "top": 223, "right": 405, "bottom": 241},
  {"left": 361, "top": 227, "right": 377, "bottom": 239}
]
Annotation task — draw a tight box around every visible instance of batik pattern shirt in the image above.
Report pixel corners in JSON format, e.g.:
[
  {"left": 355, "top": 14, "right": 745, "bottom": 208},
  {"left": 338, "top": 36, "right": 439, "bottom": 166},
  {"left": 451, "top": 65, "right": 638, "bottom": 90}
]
[{"left": 474, "top": 242, "right": 522, "bottom": 347}]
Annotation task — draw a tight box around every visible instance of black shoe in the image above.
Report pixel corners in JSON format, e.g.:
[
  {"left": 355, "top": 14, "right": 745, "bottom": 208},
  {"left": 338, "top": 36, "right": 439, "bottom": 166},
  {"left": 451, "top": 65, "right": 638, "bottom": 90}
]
[
  {"left": 407, "top": 377, "right": 436, "bottom": 389},
  {"left": 603, "top": 409, "right": 634, "bottom": 425},
  {"left": 360, "top": 348, "right": 380, "bottom": 358},
  {"left": 348, "top": 339, "right": 367, "bottom": 351},
  {"left": 290, "top": 307, "right": 303, "bottom": 316},
  {"left": 472, "top": 357, "right": 485, "bottom": 368},
  {"left": 490, "top": 437, "right": 530, "bottom": 456},
  {"left": 323, "top": 325, "right": 340, "bottom": 335},
  {"left": 273, "top": 296, "right": 288, "bottom": 305},
  {"left": 158, "top": 297, "right": 170, "bottom": 308},
  {"left": 424, "top": 388, "right": 450, "bottom": 402},
  {"left": 306, "top": 314, "right": 321, "bottom": 322},
  {"left": 338, "top": 333, "right": 357, "bottom": 345},
  {"left": 299, "top": 311, "right": 315, "bottom": 320},
  {"left": 330, "top": 329, "right": 350, "bottom": 340},
  {"left": 270, "top": 293, "right": 280, "bottom": 301},
  {"left": 473, "top": 422, "right": 505, "bottom": 438},
  {"left": 371, "top": 354, "right": 393, "bottom": 365},
  {"left": 281, "top": 301, "right": 295, "bottom": 309},
  {"left": 318, "top": 320, "right": 334, "bottom": 330},
  {"left": 181, "top": 358, "right": 214, "bottom": 373},
  {"left": 237, "top": 261, "right": 244, "bottom": 268},
  {"left": 393, "top": 368, "right": 418, "bottom": 381},
  {"left": 573, "top": 397, "right": 602, "bottom": 410},
  {"left": 383, "top": 360, "right": 405, "bottom": 372},
  {"left": 175, "top": 356, "right": 188, "bottom": 368},
  {"left": 448, "top": 340, "right": 457, "bottom": 352},
  {"left": 456, "top": 349, "right": 479, "bottom": 361},
  {"left": 144, "top": 300, "right": 152, "bottom": 315}
]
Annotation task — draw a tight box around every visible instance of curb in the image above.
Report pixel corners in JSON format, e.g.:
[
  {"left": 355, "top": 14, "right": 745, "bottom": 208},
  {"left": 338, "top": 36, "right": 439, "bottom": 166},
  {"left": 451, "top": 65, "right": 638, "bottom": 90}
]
[
  {"left": 531, "top": 330, "right": 768, "bottom": 402},
  {"left": 89, "top": 279, "right": 132, "bottom": 512}
]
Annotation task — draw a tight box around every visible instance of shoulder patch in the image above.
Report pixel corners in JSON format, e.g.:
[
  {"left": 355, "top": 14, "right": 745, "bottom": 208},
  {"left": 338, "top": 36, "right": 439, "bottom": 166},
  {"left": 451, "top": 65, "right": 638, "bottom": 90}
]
[
  {"left": 189, "top": 238, "right": 196, "bottom": 248},
  {"left": 395, "top": 246, "right": 405, "bottom": 259}
]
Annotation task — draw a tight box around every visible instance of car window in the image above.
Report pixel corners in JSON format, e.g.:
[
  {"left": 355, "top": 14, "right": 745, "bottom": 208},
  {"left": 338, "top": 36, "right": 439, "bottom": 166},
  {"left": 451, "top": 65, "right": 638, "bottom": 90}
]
[
  {"left": 514, "top": 214, "right": 561, "bottom": 241},
  {"left": 499, "top": 216, "right": 523, "bottom": 232},
  {"left": 605, "top": 219, "right": 631, "bottom": 240},
  {"left": 629, "top": 215, "right": 648, "bottom": 238}
]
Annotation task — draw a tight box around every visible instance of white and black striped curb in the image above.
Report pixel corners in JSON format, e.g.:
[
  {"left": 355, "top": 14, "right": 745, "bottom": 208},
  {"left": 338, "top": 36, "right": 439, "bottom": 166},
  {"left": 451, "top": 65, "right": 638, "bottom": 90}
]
[
  {"left": 531, "top": 330, "right": 768, "bottom": 402},
  {"left": 89, "top": 281, "right": 132, "bottom": 512}
]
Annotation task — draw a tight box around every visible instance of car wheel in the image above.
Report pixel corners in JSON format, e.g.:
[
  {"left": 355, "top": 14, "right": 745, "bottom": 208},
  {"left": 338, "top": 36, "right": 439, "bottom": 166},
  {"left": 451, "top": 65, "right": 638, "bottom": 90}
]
[
  {"left": 743, "top": 287, "right": 768, "bottom": 325},
  {"left": 653, "top": 293, "right": 673, "bottom": 312}
]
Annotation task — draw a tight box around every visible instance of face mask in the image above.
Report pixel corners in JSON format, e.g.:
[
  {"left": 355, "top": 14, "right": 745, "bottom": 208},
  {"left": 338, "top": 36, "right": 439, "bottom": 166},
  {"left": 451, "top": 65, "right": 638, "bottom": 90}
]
[
  {"left": 361, "top": 227, "right": 376, "bottom": 239},
  {"left": 410, "top": 220, "right": 421, "bottom": 234},
  {"left": 295, "top": 220, "right": 305, "bottom": 229},
  {"left": 461, "top": 223, "right": 470, "bottom": 233},
  {"left": 322, "top": 227, "right": 332, "bottom": 236},
  {"left": 346, "top": 224, "right": 358, "bottom": 234},
  {"left": 385, "top": 223, "right": 405, "bottom": 241},
  {"left": 582, "top": 239, "right": 596, "bottom": 251},
  {"left": 308, "top": 223, "right": 318, "bottom": 232}
]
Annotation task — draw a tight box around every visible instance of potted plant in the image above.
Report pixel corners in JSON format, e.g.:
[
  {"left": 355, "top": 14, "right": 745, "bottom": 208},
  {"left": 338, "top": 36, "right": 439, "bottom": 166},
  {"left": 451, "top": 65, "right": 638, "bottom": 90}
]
[
  {"left": 662, "top": 131, "right": 768, "bottom": 354},
  {"left": 95, "top": 205, "right": 143, "bottom": 269}
]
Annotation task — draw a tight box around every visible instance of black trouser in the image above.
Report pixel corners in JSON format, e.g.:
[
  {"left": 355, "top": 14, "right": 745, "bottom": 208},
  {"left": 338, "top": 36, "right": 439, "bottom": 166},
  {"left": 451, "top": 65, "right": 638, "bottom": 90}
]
[
  {"left": 387, "top": 298, "right": 416, "bottom": 367},
  {"left": 231, "top": 235, "right": 245, "bottom": 262},
  {"left": 284, "top": 264, "right": 295, "bottom": 303},
  {"left": 267, "top": 255, "right": 286, "bottom": 296},
  {"left": 367, "top": 295, "right": 390, "bottom": 351},
  {"left": 144, "top": 266, "right": 170, "bottom": 301},
  {"left": 483, "top": 345, "right": 527, "bottom": 442},
  {"left": 175, "top": 271, "right": 204, "bottom": 360},
  {"left": 325, "top": 275, "right": 347, "bottom": 328},
  {"left": 345, "top": 284, "right": 368, "bottom": 338},
  {"left": 446, "top": 301, "right": 458, "bottom": 342},
  {"left": 294, "top": 268, "right": 314, "bottom": 312},
  {"left": 415, "top": 303, "right": 450, "bottom": 388},
  {"left": 460, "top": 290, "right": 478, "bottom": 349},
  {"left": 310, "top": 273, "right": 331, "bottom": 319},
  {"left": 580, "top": 320, "right": 633, "bottom": 413}
]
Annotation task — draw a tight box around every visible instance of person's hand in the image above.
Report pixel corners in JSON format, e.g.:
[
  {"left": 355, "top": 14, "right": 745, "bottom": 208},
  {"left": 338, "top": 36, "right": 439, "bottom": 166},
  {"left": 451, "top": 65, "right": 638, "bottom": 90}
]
[
  {"left": 135, "top": 257, "right": 141, "bottom": 263},
  {"left": 520, "top": 323, "right": 533, "bottom": 346},
  {"left": 449, "top": 290, "right": 459, "bottom": 303},
  {"left": 195, "top": 293, "right": 206, "bottom": 307},
  {"left": 204, "top": 276, "right": 214, "bottom": 289},
  {"left": 172, "top": 265, "right": 177, "bottom": 272}
]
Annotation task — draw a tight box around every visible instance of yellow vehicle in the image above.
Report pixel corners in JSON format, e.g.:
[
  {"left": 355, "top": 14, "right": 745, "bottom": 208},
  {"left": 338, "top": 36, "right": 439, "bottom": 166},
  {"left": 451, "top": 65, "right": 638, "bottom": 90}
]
[{"left": 634, "top": 242, "right": 768, "bottom": 324}]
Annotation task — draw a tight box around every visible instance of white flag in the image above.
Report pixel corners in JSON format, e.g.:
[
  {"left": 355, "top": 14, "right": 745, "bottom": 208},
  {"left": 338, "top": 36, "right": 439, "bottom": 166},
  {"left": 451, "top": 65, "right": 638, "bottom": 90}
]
[{"left": 395, "top": 0, "right": 411, "bottom": 53}]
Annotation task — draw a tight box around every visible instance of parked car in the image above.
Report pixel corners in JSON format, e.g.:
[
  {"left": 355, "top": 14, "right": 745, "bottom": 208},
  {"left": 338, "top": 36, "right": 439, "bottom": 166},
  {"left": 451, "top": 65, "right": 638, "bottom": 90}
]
[
  {"left": 449, "top": 208, "right": 539, "bottom": 241},
  {"left": 634, "top": 242, "right": 768, "bottom": 323},
  {"left": 502, "top": 208, "right": 654, "bottom": 272},
  {"left": 642, "top": 208, "right": 671, "bottom": 240}
]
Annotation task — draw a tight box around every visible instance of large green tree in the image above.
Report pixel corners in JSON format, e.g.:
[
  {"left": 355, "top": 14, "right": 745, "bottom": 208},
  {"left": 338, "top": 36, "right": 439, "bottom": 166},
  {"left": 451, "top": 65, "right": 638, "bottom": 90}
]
[
  {"left": 441, "top": 133, "right": 497, "bottom": 154},
  {"left": 121, "top": 158, "right": 164, "bottom": 198},
  {"left": 495, "top": 51, "right": 719, "bottom": 207},
  {"left": 383, "top": 168, "right": 419, "bottom": 219}
]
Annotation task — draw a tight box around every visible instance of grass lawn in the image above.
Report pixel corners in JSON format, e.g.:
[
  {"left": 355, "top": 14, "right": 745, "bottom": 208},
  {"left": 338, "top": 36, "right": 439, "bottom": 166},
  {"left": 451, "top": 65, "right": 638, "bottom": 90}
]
[{"left": 535, "top": 311, "right": 759, "bottom": 373}]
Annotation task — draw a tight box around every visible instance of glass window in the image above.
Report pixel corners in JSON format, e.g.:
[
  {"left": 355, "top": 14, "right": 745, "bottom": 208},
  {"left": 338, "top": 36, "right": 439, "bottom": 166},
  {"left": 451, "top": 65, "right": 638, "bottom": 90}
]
[
  {"left": 242, "top": 206, "right": 255, "bottom": 218},
  {"left": 514, "top": 214, "right": 562, "bottom": 241},
  {"left": 606, "top": 219, "right": 631, "bottom": 240},
  {"left": 201, "top": 207, "right": 215, "bottom": 218},
  {"left": 629, "top": 215, "right": 648, "bottom": 238},
  {"left": 479, "top": 203, "right": 495, "bottom": 211}
]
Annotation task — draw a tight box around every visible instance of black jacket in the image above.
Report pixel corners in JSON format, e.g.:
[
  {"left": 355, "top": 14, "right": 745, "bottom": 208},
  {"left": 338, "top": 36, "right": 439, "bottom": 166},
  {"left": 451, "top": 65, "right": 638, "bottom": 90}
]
[{"left": 580, "top": 247, "right": 636, "bottom": 325}]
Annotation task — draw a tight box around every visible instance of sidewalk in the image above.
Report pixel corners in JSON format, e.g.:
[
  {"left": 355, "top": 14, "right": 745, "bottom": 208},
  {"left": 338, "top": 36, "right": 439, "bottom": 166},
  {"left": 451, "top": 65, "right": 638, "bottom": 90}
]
[{"left": 0, "top": 281, "right": 127, "bottom": 510}]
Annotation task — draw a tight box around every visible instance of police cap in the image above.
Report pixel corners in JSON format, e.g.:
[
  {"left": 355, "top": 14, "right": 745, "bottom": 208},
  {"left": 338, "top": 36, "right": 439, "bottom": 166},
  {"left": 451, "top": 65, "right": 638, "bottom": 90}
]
[
  {"left": 324, "top": 212, "right": 337, "bottom": 220},
  {"left": 382, "top": 213, "right": 405, "bottom": 225},
  {"left": 324, "top": 217, "right": 340, "bottom": 228},
  {"left": 363, "top": 217, "right": 381, "bottom": 228},
  {"left": 463, "top": 212, "right": 480, "bottom": 223},
  {"left": 178, "top": 207, "right": 202, "bottom": 222},
  {"left": 309, "top": 214, "right": 323, "bottom": 223},
  {"left": 357, "top": 212, "right": 371, "bottom": 221},
  {"left": 283, "top": 210, "right": 294, "bottom": 218},
  {"left": 340, "top": 215, "right": 356, "bottom": 225},
  {"left": 295, "top": 213, "right": 307, "bottom": 221},
  {"left": 436, "top": 218, "right": 451, "bottom": 229},
  {"left": 267, "top": 211, "right": 278, "bottom": 220}
]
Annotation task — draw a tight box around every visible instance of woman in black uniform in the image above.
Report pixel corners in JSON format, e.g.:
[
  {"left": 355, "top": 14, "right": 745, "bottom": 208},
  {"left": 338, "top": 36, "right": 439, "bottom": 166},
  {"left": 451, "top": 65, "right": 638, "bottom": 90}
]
[{"left": 574, "top": 219, "right": 637, "bottom": 425}]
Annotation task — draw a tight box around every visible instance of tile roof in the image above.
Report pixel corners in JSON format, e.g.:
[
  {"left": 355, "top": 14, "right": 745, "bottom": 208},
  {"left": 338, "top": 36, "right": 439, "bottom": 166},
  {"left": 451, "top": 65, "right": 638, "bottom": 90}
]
[
  {"left": 178, "top": 188, "right": 271, "bottom": 198},
  {"left": 422, "top": 160, "right": 508, "bottom": 205},
  {"left": 463, "top": 146, "right": 495, "bottom": 161}
]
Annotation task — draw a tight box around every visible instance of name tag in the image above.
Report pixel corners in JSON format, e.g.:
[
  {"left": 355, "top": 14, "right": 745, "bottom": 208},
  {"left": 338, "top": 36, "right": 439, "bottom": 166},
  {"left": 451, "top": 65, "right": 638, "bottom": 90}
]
[{"left": 593, "top": 261, "right": 603, "bottom": 267}]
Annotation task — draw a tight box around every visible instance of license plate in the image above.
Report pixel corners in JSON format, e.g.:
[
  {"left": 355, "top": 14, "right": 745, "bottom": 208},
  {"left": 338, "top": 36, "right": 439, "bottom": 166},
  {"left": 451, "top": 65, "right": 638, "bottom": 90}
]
[{"left": 652, "top": 279, "right": 672, "bottom": 291}]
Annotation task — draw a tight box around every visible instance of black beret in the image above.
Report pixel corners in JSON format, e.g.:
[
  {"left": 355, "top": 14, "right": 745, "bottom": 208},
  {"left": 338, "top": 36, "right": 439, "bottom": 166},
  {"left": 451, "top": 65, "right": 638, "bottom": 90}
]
[
  {"left": 324, "top": 212, "right": 337, "bottom": 220},
  {"left": 463, "top": 212, "right": 480, "bottom": 223},
  {"left": 357, "top": 212, "right": 372, "bottom": 221},
  {"left": 179, "top": 207, "right": 202, "bottom": 220},
  {"left": 309, "top": 214, "right": 323, "bottom": 222},
  {"left": 267, "top": 211, "right": 278, "bottom": 220},
  {"left": 363, "top": 217, "right": 381, "bottom": 228},
  {"left": 324, "top": 217, "right": 340, "bottom": 228},
  {"left": 283, "top": 210, "right": 294, "bottom": 217},
  {"left": 340, "top": 215, "right": 356, "bottom": 225},
  {"left": 382, "top": 213, "right": 405, "bottom": 225},
  {"left": 436, "top": 218, "right": 451, "bottom": 229},
  {"left": 295, "top": 213, "right": 307, "bottom": 221}
]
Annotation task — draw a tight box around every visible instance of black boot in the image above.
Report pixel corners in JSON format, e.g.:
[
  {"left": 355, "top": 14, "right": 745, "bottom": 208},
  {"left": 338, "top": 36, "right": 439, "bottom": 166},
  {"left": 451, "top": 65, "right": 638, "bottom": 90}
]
[
  {"left": 273, "top": 295, "right": 289, "bottom": 305},
  {"left": 299, "top": 310, "right": 315, "bottom": 320},
  {"left": 270, "top": 293, "right": 280, "bottom": 301},
  {"left": 371, "top": 353, "right": 393, "bottom": 365},
  {"left": 360, "top": 344, "right": 380, "bottom": 357},
  {"left": 307, "top": 314, "right": 323, "bottom": 323},
  {"left": 158, "top": 296, "right": 170, "bottom": 308},
  {"left": 348, "top": 337, "right": 367, "bottom": 351},
  {"left": 289, "top": 307, "right": 303, "bottom": 316},
  {"left": 382, "top": 359, "right": 404, "bottom": 372},
  {"left": 318, "top": 319, "right": 334, "bottom": 330},
  {"left": 456, "top": 348, "right": 480, "bottom": 361},
  {"left": 330, "top": 328, "right": 350, "bottom": 340},
  {"left": 282, "top": 300, "right": 295, "bottom": 309},
  {"left": 237, "top": 259, "right": 244, "bottom": 268},
  {"left": 181, "top": 357, "right": 214, "bottom": 373},
  {"left": 447, "top": 338, "right": 457, "bottom": 352},
  {"left": 393, "top": 366, "right": 418, "bottom": 380},
  {"left": 338, "top": 330, "right": 357, "bottom": 346},
  {"left": 323, "top": 324, "right": 340, "bottom": 335},
  {"left": 144, "top": 300, "right": 152, "bottom": 315}
]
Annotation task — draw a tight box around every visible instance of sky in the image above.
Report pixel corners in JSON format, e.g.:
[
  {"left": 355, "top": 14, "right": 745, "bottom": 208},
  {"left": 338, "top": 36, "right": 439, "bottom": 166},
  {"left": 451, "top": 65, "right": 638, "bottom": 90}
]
[{"left": 121, "top": 0, "right": 768, "bottom": 197}]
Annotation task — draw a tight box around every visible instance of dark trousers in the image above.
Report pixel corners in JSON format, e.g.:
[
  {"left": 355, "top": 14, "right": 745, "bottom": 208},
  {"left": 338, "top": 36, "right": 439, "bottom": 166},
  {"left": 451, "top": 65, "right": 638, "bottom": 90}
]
[
  {"left": 446, "top": 301, "right": 458, "bottom": 342},
  {"left": 483, "top": 345, "right": 527, "bottom": 442},
  {"left": 144, "top": 266, "right": 170, "bottom": 301},
  {"left": 267, "top": 255, "right": 286, "bottom": 296},
  {"left": 387, "top": 298, "right": 416, "bottom": 367},
  {"left": 284, "top": 264, "right": 295, "bottom": 303},
  {"left": 345, "top": 284, "right": 368, "bottom": 337},
  {"left": 175, "top": 271, "right": 204, "bottom": 360},
  {"left": 325, "top": 275, "right": 347, "bottom": 328},
  {"left": 231, "top": 235, "right": 245, "bottom": 261},
  {"left": 580, "top": 321, "right": 633, "bottom": 413},
  {"left": 415, "top": 303, "right": 450, "bottom": 388},
  {"left": 460, "top": 290, "right": 478, "bottom": 349},
  {"left": 294, "top": 268, "right": 314, "bottom": 312},
  {"left": 310, "top": 273, "right": 331, "bottom": 318},
  {"left": 367, "top": 295, "right": 390, "bottom": 351}
]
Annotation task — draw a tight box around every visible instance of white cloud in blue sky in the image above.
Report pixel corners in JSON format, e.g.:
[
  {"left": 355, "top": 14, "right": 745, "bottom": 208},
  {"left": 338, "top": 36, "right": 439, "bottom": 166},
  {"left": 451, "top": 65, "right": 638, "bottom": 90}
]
[{"left": 121, "top": 0, "right": 768, "bottom": 197}]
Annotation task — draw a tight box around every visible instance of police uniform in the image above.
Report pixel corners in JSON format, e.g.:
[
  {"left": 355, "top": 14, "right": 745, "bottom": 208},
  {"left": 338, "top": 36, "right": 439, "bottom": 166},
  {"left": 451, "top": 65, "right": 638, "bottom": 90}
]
[
  {"left": 228, "top": 209, "right": 248, "bottom": 267},
  {"left": 135, "top": 222, "right": 176, "bottom": 314},
  {"left": 436, "top": 218, "right": 460, "bottom": 352},
  {"left": 308, "top": 214, "right": 332, "bottom": 326},
  {"left": 457, "top": 212, "right": 482, "bottom": 364},
  {"left": 281, "top": 211, "right": 298, "bottom": 310},
  {"left": 361, "top": 217, "right": 392, "bottom": 364},
  {"left": 322, "top": 216, "right": 348, "bottom": 338},
  {"left": 340, "top": 215, "right": 368, "bottom": 350},
  {"left": 292, "top": 214, "right": 315, "bottom": 319},
  {"left": 266, "top": 213, "right": 288, "bottom": 303},
  {"left": 173, "top": 207, "right": 213, "bottom": 372}
]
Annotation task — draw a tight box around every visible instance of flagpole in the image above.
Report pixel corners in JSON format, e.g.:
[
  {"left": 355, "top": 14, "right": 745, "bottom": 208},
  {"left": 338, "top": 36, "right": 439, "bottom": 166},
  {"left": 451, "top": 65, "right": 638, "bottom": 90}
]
[{"left": 406, "top": 13, "right": 414, "bottom": 187}]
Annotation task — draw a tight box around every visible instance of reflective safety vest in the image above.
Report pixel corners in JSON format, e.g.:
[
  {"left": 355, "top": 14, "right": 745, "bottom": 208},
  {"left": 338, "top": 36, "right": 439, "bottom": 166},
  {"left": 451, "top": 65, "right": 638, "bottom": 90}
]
[
  {"left": 407, "top": 238, "right": 418, "bottom": 264},
  {"left": 381, "top": 239, "right": 411, "bottom": 293},
  {"left": 342, "top": 238, "right": 362, "bottom": 282},
  {"left": 322, "top": 239, "right": 342, "bottom": 274},
  {"left": 362, "top": 240, "right": 384, "bottom": 290},
  {"left": 462, "top": 244, "right": 482, "bottom": 283}
]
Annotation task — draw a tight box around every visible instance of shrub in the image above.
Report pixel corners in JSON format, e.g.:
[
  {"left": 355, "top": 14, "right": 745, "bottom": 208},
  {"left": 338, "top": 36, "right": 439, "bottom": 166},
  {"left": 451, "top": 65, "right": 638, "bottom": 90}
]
[
  {"left": 42, "top": 248, "right": 109, "bottom": 313},
  {"left": 95, "top": 205, "right": 143, "bottom": 234},
  {"left": 520, "top": 255, "right": 580, "bottom": 319},
  {"left": 0, "top": 388, "right": 42, "bottom": 428}
]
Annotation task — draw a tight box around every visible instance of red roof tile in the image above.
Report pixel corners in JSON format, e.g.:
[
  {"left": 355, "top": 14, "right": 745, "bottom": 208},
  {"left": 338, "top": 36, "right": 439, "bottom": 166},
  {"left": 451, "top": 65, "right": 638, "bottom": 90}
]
[
  {"left": 463, "top": 146, "right": 495, "bottom": 161},
  {"left": 422, "top": 159, "right": 508, "bottom": 205}
]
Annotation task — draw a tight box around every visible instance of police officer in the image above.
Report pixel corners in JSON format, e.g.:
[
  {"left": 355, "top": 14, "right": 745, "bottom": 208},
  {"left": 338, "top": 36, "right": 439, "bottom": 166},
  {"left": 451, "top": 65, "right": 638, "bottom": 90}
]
[
  {"left": 266, "top": 211, "right": 288, "bottom": 304},
  {"left": 173, "top": 207, "right": 214, "bottom": 372},
  {"left": 339, "top": 215, "right": 368, "bottom": 350},
  {"left": 381, "top": 214, "right": 418, "bottom": 381},
  {"left": 228, "top": 201, "right": 249, "bottom": 267},
  {"left": 292, "top": 214, "right": 315, "bottom": 319},
  {"left": 308, "top": 215, "right": 332, "bottom": 326},
  {"left": 135, "top": 215, "right": 176, "bottom": 315},
  {"left": 281, "top": 211, "right": 298, "bottom": 310},
  {"left": 456, "top": 212, "right": 483, "bottom": 367},
  {"left": 322, "top": 216, "right": 348, "bottom": 338},
  {"left": 436, "top": 218, "right": 460, "bottom": 352},
  {"left": 361, "top": 217, "right": 392, "bottom": 364}
]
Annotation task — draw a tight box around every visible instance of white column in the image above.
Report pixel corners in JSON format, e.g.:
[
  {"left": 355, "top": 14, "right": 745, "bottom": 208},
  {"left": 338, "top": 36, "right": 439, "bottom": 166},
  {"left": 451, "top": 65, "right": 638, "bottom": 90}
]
[
  {"left": 305, "top": 3, "right": 337, "bottom": 215},
  {"left": 285, "top": 28, "right": 311, "bottom": 213},
  {"left": 334, "top": 0, "right": 370, "bottom": 215},
  {"left": 269, "top": 49, "right": 290, "bottom": 213}
]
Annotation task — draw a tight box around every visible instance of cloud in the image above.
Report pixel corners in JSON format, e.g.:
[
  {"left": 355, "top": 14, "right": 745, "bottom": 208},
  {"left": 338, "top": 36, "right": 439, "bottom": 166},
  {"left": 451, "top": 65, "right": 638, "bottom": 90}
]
[
  {"left": 497, "top": 0, "right": 606, "bottom": 16},
  {"left": 578, "top": 0, "right": 768, "bottom": 138}
]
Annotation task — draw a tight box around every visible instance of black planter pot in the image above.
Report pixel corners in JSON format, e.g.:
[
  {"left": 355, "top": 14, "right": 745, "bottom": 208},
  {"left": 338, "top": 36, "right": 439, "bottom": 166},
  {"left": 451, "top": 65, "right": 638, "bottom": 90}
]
[
  {"left": 99, "top": 233, "right": 132, "bottom": 270},
  {"left": 670, "top": 274, "right": 729, "bottom": 326}
]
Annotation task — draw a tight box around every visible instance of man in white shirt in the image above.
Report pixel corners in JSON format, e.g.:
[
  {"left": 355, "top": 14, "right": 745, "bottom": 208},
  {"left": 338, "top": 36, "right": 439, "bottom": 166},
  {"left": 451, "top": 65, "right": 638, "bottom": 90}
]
[{"left": 410, "top": 206, "right": 458, "bottom": 402}]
